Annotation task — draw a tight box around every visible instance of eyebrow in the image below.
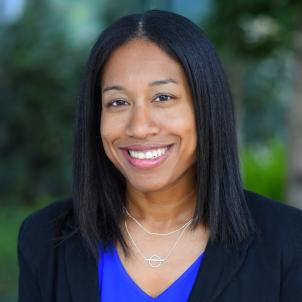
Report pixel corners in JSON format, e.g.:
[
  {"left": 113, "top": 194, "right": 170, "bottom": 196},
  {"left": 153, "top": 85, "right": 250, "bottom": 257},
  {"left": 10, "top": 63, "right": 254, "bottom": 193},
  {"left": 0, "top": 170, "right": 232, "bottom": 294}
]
[{"left": 102, "top": 78, "right": 178, "bottom": 93}]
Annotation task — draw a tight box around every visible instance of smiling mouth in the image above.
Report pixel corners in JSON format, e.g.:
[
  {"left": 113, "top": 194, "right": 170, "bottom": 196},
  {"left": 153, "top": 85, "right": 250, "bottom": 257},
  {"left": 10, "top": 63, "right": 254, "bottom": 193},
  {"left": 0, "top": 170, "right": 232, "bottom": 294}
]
[
  {"left": 127, "top": 145, "right": 170, "bottom": 160},
  {"left": 121, "top": 144, "right": 174, "bottom": 169}
]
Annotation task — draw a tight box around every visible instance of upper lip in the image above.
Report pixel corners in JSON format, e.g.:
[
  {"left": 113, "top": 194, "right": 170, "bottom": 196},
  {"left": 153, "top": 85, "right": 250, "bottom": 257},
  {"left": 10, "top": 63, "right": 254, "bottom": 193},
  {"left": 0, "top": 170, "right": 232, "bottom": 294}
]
[{"left": 120, "top": 144, "right": 173, "bottom": 151}]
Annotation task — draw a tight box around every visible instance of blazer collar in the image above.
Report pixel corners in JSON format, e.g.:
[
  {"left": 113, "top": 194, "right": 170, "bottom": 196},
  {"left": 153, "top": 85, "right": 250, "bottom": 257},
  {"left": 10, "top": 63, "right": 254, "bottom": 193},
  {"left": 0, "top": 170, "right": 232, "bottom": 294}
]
[
  {"left": 63, "top": 226, "right": 254, "bottom": 302},
  {"left": 188, "top": 236, "right": 254, "bottom": 302}
]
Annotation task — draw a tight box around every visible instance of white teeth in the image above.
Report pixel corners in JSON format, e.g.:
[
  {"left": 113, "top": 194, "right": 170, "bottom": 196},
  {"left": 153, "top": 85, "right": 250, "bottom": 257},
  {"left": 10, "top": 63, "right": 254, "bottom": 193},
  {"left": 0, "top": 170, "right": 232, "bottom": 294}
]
[{"left": 129, "top": 147, "right": 168, "bottom": 160}]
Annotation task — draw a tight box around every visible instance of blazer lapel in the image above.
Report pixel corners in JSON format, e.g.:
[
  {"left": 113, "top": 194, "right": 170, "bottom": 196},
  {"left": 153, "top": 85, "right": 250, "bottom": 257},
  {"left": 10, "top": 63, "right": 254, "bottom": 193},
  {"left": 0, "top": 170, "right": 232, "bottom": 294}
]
[
  {"left": 61, "top": 209, "right": 253, "bottom": 302},
  {"left": 64, "top": 232, "right": 99, "bottom": 302},
  {"left": 188, "top": 237, "right": 254, "bottom": 302}
]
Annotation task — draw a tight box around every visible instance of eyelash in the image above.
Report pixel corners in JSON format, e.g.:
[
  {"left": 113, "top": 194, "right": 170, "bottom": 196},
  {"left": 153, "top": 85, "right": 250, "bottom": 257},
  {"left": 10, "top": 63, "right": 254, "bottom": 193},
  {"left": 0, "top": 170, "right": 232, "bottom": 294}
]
[
  {"left": 154, "top": 94, "right": 173, "bottom": 102},
  {"left": 106, "top": 94, "right": 174, "bottom": 108},
  {"left": 107, "top": 99, "right": 127, "bottom": 107}
]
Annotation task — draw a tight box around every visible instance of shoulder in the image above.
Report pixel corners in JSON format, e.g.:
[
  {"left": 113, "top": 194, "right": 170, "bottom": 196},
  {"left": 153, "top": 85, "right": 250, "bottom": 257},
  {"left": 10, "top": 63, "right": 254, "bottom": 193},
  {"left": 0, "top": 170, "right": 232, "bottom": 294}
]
[
  {"left": 18, "top": 198, "right": 74, "bottom": 263},
  {"left": 19, "top": 197, "right": 73, "bottom": 239},
  {"left": 244, "top": 190, "right": 302, "bottom": 232},
  {"left": 244, "top": 190, "right": 302, "bottom": 267}
]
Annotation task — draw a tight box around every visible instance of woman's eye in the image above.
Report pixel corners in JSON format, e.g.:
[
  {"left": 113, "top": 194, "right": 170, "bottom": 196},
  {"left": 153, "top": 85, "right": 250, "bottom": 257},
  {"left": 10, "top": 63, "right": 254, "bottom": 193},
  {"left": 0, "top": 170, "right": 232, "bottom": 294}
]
[
  {"left": 154, "top": 94, "right": 173, "bottom": 102},
  {"left": 107, "top": 99, "right": 128, "bottom": 107}
]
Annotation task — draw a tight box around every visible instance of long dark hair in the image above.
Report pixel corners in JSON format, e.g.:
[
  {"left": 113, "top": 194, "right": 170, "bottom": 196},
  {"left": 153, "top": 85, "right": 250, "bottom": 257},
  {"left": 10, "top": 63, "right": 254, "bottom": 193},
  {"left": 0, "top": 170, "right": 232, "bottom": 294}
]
[{"left": 72, "top": 9, "right": 256, "bottom": 258}]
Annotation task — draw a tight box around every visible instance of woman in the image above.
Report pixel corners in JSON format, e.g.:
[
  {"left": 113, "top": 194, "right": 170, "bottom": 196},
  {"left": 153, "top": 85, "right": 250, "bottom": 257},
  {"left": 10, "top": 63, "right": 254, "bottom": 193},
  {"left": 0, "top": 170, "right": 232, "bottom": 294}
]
[{"left": 18, "top": 9, "right": 302, "bottom": 302}]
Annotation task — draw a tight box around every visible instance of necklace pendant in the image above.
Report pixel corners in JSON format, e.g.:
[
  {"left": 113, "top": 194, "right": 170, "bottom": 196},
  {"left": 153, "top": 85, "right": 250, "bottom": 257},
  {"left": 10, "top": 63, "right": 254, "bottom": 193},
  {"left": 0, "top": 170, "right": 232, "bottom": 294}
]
[{"left": 147, "top": 255, "right": 164, "bottom": 268}]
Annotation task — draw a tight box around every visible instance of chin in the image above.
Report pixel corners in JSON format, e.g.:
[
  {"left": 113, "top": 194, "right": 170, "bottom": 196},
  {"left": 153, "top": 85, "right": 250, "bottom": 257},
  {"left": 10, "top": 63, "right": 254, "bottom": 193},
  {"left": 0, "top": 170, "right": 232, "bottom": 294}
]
[{"left": 127, "top": 178, "right": 172, "bottom": 193}]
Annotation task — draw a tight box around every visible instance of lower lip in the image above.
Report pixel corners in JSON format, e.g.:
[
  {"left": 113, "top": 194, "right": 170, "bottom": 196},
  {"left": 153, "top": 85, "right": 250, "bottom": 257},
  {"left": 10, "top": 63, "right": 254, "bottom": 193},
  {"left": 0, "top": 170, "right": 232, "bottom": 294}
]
[{"left": 121, "top": 146, "right": 173, "bottom": 169}]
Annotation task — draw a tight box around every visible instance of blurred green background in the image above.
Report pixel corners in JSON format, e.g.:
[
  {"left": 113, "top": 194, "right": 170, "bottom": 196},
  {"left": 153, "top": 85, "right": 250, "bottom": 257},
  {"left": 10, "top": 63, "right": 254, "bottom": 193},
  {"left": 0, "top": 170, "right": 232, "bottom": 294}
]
[{"left": 0, "top": 0, "right": 302, "bottom": 300}]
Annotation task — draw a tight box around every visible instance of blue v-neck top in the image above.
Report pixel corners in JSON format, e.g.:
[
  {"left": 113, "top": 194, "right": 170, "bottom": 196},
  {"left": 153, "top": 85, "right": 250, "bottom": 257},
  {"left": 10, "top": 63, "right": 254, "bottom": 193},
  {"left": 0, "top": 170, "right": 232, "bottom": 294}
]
[{"left": 98, "top": 245, "right": 204, "bottom": 301}]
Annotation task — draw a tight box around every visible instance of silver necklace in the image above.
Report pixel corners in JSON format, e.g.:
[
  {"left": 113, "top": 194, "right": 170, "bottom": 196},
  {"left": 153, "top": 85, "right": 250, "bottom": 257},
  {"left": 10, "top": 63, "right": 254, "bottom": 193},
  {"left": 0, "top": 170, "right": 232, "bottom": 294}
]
[
  {"left": 124, "top": 207, "right": 193, "bottom": 236},
  {"left": 124, "top": 189, "right": 195, "bottom": 236},
  {"left": 124, "top": 219, "right": 191, "bottom": 268}
]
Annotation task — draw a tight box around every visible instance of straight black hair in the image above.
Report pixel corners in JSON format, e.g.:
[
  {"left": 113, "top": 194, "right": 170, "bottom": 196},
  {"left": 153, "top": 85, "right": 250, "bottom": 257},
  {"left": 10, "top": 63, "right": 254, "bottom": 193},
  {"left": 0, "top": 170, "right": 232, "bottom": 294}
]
[{"left": 72, "top": 9, "right": 256, "bottom": 258}]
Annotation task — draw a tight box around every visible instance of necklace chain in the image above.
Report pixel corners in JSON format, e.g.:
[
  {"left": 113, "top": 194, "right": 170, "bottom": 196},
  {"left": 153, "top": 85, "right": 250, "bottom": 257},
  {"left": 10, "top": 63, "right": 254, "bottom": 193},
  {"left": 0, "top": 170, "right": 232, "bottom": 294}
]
[
  {"left": 123, "top": 189, "right": 196, "bottom": 267},
  {"left": 124, "top": 189, "right": 195, "bottom": 236},
  {"left": 124, "top": 208, "right": 193, "bottom": 236},
  {"left": 124, "top": 219, "right": 191, "bottom": 268}
]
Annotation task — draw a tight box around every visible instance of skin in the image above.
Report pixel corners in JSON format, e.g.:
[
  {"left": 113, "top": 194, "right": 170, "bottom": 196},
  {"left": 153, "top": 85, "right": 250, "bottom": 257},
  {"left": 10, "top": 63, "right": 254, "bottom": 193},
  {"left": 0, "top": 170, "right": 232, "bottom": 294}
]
[{"left": 100, "top": 39, "right": 209, "bottom": 297}]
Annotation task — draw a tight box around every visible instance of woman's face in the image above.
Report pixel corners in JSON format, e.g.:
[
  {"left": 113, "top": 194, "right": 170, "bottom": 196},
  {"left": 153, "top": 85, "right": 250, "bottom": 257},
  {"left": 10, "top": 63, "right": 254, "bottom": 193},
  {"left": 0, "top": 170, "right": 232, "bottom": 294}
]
[{"left": 100, "top": 39, "right": 197, "bottom": 193}]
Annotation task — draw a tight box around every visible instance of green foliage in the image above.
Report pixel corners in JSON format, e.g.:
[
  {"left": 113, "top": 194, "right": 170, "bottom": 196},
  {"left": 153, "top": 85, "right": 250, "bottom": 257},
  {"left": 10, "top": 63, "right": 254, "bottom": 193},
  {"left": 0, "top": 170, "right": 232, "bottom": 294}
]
[
  {"left": 205, "top": 0, "right": 302, "bottom": 59},
  {"left": 202, "top": 0, "right": 295, "bottom": 165},
  {"left": 0, "top": 0, "right": 86, "bottom": 205},
  {"left": 101, "top": 0, "right": 144, "bottom": 24},
  {"left": 240, "top": 139, "right": 286, "bottom": 201}
]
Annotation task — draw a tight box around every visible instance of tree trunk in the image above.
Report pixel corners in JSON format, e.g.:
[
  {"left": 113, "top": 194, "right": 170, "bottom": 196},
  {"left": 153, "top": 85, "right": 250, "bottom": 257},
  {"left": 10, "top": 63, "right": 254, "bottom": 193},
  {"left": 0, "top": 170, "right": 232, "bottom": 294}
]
[
  {"left": 226, "top": 59, "right": 245, "bottom": 147},
  {"left": 287, "top": 20, "right": 302, "bottom": 209}
]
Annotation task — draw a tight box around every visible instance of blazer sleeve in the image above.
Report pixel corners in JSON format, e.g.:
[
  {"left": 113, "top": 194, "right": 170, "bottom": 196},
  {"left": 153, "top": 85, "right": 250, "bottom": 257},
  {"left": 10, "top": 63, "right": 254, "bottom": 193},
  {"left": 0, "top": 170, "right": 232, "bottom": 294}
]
[
  {"left": 18, "top": 219, "right": 41, "bottom": 302},
  {"left": 280, "top": 220, "right": 302, "bottom": 301}
]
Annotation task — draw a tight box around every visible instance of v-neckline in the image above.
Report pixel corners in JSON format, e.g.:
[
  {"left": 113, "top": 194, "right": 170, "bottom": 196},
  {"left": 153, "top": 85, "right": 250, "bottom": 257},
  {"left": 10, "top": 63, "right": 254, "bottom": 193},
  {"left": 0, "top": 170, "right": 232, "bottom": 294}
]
[{"left": 113, "top": 245, "right": 204, "bottom": 300}]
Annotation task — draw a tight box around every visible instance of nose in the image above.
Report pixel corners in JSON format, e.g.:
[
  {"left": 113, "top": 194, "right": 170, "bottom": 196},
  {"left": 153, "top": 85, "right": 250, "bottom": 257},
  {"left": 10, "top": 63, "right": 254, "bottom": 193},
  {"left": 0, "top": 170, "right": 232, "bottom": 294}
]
[{"left": 125, "top": 104, "right": 160, "bottom": 139}]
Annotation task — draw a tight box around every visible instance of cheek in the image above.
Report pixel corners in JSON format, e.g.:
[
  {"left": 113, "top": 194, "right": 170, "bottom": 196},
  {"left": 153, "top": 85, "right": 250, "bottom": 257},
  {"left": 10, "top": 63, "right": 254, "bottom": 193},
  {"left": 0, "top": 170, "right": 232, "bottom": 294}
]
[
  {"left": 100, "top": 112, "right": 120, "bottom": 140},
  {"left": 165, "top": 106, "right": 196, "bottom": 140},
  {"left": 100, "top": 115, "right": 116, "bottom": 157},
  {"left": 171, "top": 109, "right": 197, "bottom": 159},
  {"left": 100, "top": 114, "right": 126, "bottom": 157}
]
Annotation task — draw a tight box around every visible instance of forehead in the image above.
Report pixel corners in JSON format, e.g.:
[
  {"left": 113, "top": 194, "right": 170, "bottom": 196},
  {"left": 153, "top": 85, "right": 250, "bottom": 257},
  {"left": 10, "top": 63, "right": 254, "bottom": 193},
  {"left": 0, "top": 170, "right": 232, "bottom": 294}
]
[{"left": 101, "top": 39, "right": 187, "bottom": 86}]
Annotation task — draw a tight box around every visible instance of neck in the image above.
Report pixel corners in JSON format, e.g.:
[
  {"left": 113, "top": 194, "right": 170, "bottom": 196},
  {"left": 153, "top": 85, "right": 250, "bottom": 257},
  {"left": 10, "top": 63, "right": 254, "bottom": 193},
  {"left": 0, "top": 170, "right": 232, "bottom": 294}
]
[{"left": 125, "top": 184, "right": 197, "bottom": 229}]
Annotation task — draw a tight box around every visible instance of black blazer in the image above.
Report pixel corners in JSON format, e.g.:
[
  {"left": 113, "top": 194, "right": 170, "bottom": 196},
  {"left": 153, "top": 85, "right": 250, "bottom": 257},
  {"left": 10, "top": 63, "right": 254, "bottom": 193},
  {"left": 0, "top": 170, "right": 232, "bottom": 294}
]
[{"left": 18, "top": 190, "right": 302, "bottom": 302}]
